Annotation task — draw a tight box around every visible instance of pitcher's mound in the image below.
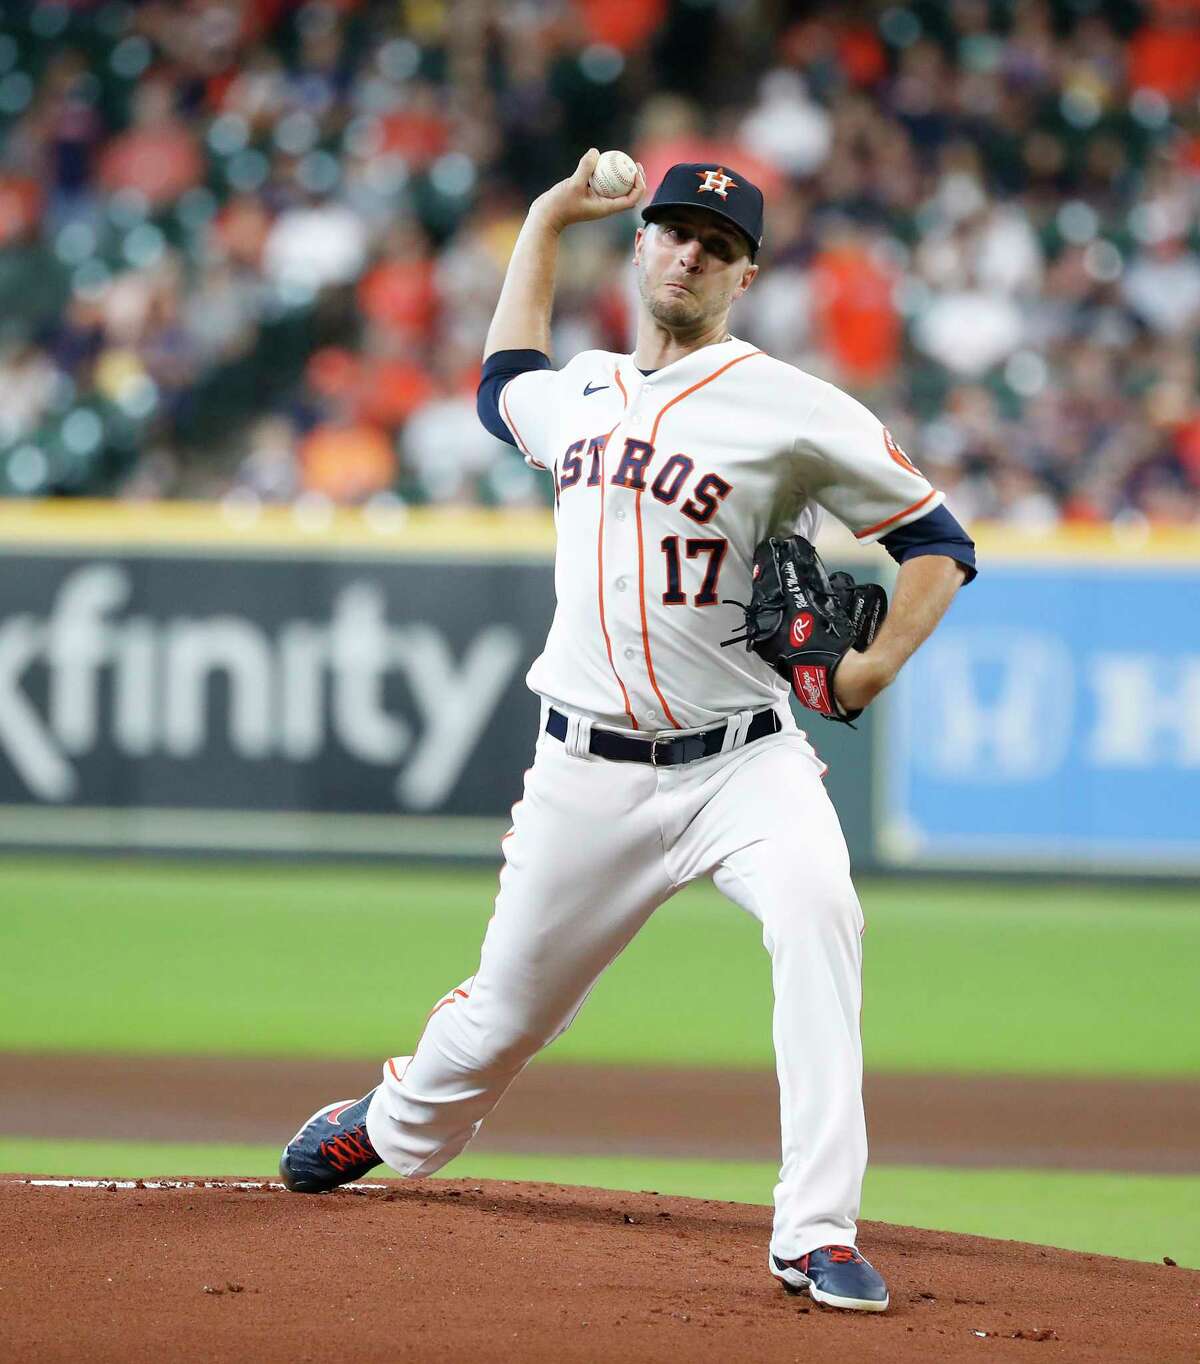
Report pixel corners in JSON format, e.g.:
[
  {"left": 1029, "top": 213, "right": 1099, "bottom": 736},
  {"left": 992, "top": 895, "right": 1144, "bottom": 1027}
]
[{"left": 2, "top": 1177, "right": 1194, "bottom": 1362}]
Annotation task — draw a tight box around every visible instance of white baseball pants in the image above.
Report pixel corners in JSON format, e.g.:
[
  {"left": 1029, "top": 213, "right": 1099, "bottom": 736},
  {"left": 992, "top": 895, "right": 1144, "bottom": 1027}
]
[{"left": 365, "top": 708, "right": 868, "bottom": 1259}]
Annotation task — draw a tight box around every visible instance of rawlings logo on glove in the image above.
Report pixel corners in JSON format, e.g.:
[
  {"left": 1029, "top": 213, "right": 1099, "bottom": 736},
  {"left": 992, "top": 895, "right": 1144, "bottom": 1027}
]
[
  {"left": 721, "top": 535, "right": 888, "bottom": 726},
  {"left": 789, "top": 614, "right": 815, "bottom": 647}
]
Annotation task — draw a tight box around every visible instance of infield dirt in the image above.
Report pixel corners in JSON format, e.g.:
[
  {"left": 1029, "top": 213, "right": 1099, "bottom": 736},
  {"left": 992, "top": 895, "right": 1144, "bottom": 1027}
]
[
  {"left": 3, "top": 1177, "right": 1197, "bottom": 1363},
  {"left": 5, "top": 1052, "right": 1199, "bottom": 1171}
]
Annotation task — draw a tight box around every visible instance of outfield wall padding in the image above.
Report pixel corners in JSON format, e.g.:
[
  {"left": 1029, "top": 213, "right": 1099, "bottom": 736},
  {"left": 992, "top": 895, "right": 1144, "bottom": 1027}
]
[{"left": 0, "top": 505, "right": 1194, "bottom": 874}]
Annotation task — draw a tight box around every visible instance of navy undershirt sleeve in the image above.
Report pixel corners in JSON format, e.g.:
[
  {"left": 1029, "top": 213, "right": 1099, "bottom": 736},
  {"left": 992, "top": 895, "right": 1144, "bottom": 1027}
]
[
  {"left": 880, "top": 504, "right": 977, "bottom": 583},
  {"left": 476, "top": 348, "right": 554, "bottom": 445}
]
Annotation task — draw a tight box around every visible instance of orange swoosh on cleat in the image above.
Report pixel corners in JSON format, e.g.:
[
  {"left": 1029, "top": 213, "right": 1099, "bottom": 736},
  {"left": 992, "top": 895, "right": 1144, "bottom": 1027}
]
[{"left": 324, "top": 1101, "right": 359, "bottom": 1125}]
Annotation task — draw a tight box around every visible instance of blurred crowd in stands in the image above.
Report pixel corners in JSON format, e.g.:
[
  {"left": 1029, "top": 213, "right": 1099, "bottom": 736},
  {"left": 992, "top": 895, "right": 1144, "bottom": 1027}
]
[{"left": 0, "top": 0, "right": 1199, "bottom": 526}]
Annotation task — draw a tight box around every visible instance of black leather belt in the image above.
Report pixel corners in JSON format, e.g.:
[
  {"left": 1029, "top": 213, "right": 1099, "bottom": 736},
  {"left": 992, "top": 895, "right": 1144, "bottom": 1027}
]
[{"left": 546, "top": 707, "right": 781, "bottom": 766}]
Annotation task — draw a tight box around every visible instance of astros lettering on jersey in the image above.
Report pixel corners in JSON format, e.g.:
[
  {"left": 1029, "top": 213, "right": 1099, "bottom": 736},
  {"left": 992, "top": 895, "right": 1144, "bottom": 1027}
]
[{"left": 498, "top": 340, "right": 941, "bottom": 732}]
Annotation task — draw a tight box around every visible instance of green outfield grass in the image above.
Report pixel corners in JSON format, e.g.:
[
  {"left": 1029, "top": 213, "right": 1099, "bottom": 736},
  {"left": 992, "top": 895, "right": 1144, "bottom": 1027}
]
[
  {"left": 3, "top": 1138, "right": 1196, "bottom": 1268},
  {"left": 2, "top": 858, "right": 1197, "bottom": 1074}
]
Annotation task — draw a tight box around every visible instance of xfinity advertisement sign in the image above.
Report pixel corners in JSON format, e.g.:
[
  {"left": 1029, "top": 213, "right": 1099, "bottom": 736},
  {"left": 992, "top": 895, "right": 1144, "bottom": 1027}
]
[{"left": 0, "top": 551, "right": 555, "bottom": 851}]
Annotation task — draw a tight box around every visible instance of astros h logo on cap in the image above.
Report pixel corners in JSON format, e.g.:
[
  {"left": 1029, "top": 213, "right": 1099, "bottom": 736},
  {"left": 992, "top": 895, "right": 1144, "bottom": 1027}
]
[
  {"left": 696, "top": 167, "right": 737, "bottom": 199},
  {"left": 641, "top": 161, "right": 765, "bottom": 259}
]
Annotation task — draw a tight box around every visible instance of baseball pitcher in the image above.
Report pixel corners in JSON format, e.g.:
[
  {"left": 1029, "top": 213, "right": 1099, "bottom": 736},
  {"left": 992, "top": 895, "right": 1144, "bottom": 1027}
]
[{"left": 279, "top": 151, "right": 977, "bottom": 1314}]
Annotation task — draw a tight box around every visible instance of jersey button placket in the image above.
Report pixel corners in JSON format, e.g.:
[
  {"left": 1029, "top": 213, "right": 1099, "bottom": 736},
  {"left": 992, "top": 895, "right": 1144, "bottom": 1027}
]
[{"left": 605, "top": 382, "right": 649, "bottom": 726}]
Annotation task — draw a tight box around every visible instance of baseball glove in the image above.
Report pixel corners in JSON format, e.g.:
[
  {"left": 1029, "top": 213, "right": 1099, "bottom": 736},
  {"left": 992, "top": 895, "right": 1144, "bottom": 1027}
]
[{"left": 721, "top": 534, "right": 888, "bottom": 725}]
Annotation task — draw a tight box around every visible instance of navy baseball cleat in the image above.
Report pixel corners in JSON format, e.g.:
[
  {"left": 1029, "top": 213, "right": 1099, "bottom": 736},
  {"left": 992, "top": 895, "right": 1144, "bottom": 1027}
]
[
  {"left": 279, "top": 1089, "right": 383, "bottom": 1193},
  {"left": 770, "top": 1245, "right": 889, "bottom": 1312}
]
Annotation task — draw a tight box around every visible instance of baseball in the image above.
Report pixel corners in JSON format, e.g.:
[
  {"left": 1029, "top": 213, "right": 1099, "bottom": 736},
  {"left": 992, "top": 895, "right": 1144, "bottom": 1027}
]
[{"left": 589, "top": 149, "right": 637, "bottom": 198}]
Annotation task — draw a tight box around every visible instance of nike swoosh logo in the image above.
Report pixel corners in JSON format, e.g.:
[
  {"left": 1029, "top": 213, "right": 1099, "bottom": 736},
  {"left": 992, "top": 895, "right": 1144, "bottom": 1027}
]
[
  {"left": 583, "top": 382, "right": 609, "bottom": 396},
  {"left": 325, "top": 1100, "right": 359, "bottom": 1125}
]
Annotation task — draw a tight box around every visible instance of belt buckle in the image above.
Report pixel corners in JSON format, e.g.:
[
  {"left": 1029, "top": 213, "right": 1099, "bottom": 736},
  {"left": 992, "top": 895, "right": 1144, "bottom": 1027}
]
[{"left": 651, "top": 733, "right": 705, "bottom": 766}]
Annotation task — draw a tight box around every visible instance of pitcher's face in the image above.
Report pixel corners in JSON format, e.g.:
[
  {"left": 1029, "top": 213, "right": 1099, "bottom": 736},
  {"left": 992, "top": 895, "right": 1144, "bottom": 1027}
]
[{"left": 634, "top": 209, "right": 757, "bottom": 333}]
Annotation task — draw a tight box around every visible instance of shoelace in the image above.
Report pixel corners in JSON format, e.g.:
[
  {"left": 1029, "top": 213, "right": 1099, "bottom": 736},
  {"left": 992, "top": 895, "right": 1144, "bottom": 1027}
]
[
  {"left": 787, "top": 1245, "right": 865, "bottom": 1273},
  {"left": 319, "top": 1126, "right": 376, "bottom": 1172}
]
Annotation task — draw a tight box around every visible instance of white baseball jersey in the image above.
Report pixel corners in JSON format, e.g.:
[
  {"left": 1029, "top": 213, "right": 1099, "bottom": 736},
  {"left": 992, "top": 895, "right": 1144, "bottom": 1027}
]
[
  {"left": 498, "top": 336, "right": 942, "bottom": 731},
  {"left": 361, "top": 345, "right": 941, "bottom": 1269}
]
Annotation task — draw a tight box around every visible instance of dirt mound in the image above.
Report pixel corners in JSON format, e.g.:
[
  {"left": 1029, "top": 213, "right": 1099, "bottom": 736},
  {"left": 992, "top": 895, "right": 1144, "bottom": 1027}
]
[{"left": 2, "top": 1178, "right": 1195, "bottom": 1362}]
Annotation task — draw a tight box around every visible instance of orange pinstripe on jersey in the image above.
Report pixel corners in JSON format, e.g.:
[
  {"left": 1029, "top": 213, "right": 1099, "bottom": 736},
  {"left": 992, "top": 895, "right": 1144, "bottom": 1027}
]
[
  {"left": 632, "top": 349, "right": 765, "bottom": 730},
  {"left": 599, "top": 370, "right": 637, "bottom": 727},
  {"left": 646, "top": 350, "right": 765, "bottom": 447},
  {"left": 500, "top": 383, "right": 535, "bottom": 462},
  {"left": 853, "top": 488, "right": 937, "bottom": 539}
]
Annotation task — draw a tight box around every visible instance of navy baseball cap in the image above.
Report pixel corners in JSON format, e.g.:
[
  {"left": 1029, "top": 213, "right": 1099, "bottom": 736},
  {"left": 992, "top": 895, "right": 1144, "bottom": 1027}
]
[{"left": 641, "top": 162, "right": 764, "bottom": 260}]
